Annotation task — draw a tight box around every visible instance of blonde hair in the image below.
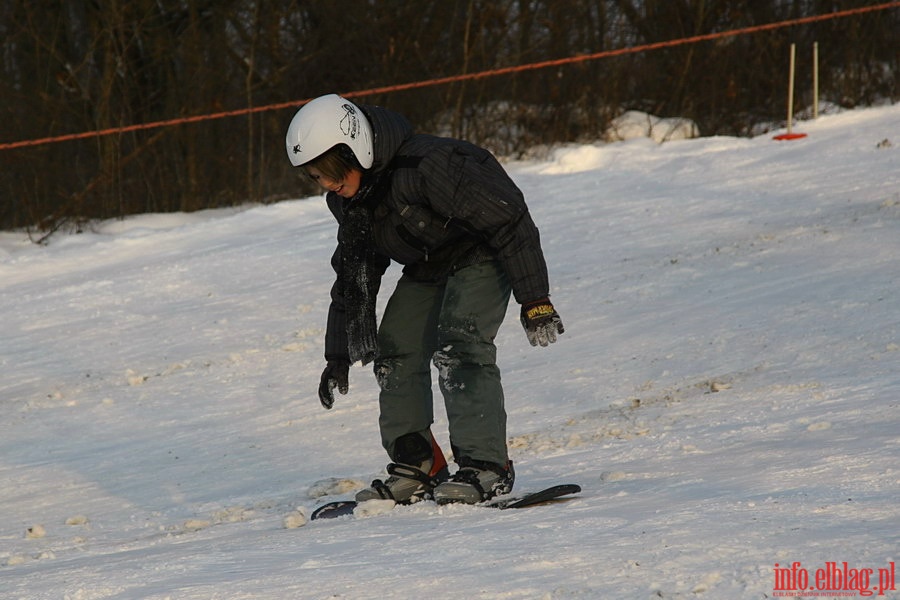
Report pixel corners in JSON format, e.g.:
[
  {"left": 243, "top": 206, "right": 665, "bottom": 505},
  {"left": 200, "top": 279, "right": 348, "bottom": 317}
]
[{"left": 304, "top": 144, "right": 358, "bottom": 181}]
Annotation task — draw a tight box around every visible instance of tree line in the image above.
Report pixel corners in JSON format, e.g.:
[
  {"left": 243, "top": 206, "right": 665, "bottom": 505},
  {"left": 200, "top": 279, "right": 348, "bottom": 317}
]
[{"left": 1, "top": 0, "right": 896, "bottom": 237}]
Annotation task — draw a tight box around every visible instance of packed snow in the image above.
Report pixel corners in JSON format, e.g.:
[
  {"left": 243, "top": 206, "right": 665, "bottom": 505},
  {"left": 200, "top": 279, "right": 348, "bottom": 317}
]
[{"left": 1, "top": 105, "right": 898, "bottom": 599}]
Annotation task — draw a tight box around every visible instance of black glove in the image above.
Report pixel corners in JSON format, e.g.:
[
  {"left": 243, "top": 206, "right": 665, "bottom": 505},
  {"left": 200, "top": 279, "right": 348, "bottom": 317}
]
[
  {"left": 318, "top": 359, "right": 350, "bottom": 409},
  {"left": 520, "top": 298, "right": 565, "bottom": 347}
]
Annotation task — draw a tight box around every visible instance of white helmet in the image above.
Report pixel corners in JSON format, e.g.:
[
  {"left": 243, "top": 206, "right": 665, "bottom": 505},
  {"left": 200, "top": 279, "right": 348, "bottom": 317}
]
[{"left": 285, "top": 94, "right": 374, "bottom": 169}]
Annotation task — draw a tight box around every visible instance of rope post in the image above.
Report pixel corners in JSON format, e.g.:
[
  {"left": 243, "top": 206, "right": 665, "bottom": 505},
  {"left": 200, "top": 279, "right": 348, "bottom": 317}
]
[
  {"left": 774, "top": 43, "right": 807, "bottom": 140},
  {"left": 813, "top": 42, "right": 819, "bottom": 119},
  {"left": 787, "top": 43, "right": 796, "bottom": 132}
]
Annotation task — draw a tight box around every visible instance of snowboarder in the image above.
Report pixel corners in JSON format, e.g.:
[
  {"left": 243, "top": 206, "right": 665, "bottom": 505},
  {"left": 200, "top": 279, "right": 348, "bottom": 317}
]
[{"left": 285, "top": 94, "right": 563, "bottom": 505}]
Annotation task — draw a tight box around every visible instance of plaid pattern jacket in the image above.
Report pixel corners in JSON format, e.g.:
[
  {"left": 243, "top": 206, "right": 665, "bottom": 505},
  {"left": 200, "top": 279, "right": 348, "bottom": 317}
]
[{"left": 324, "top": 104, "right": 551, "bottom": 360}]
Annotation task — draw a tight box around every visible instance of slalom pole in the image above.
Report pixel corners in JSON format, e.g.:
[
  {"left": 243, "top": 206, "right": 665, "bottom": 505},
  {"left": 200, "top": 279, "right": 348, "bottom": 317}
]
[
  {"left": 787, "top": 43, "right": 796, "bottom": 132},
  {"left": 813, "top": 42, "right": 819, "bottom": 119},
  {"left": 774, "top": 43, "right": 807, "bottom": 140}
]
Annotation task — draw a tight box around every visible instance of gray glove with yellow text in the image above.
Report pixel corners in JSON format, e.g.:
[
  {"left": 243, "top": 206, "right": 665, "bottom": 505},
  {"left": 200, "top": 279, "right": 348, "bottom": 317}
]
[{"left": 520, "top": 298, "right": 565, "bottom": 347}]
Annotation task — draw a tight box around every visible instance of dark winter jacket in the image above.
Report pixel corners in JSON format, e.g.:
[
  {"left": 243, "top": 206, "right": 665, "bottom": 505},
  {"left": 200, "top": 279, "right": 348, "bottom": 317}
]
[{"left": 324, "top": 104, "right": 550, "bottom": 361}]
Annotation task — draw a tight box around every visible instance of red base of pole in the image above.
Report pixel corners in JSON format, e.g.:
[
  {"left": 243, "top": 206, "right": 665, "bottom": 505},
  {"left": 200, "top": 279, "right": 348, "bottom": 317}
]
[{"left": 773, "top": 132, "right": 808, "bottom": 141}]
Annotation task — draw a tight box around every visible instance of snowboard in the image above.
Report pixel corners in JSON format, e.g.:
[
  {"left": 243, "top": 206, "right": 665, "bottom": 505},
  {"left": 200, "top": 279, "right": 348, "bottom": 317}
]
[{"left": 310, "top": 483, "right": 581, "bottom": 520}]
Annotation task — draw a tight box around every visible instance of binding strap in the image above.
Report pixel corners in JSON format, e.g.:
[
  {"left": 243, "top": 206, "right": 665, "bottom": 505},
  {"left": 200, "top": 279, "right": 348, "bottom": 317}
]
[
  {"left": 368, "top": 462, "right": 439, "bottom": 500},
  {"left": 448, "top": 468, "right": 489, "bottom": 501}
]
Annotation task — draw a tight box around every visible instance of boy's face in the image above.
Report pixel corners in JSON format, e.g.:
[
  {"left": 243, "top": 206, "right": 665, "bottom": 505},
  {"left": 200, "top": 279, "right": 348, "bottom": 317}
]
[{"left": 306, "top": 165, "right": 362, "bottom": 199}]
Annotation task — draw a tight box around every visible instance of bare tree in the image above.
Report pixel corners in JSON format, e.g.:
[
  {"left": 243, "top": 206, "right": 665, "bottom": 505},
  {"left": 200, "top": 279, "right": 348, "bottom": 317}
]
[{"left": 1, "top": 0, "right": 896, "bottom": 234}]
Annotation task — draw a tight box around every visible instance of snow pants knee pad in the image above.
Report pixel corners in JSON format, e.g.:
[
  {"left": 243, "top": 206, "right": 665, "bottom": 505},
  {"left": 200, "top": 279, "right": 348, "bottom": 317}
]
[{"left": 373, "top": 359, "right": 397, "bottom": 391}]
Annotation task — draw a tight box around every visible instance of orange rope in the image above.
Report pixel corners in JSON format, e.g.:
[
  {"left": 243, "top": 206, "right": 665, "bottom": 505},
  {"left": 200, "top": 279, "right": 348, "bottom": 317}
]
[
  {"left": 2, "top": 1, "right": 898, "bottom": 151},
  {"left": 343, "top": 1, "right": 900, "bottom": 98}
]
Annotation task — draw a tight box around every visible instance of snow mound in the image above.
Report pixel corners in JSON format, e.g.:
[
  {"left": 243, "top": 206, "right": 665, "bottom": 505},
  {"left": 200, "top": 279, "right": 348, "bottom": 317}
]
[{"left": 605, "top": 109, "right": 699, "bottom": 143}]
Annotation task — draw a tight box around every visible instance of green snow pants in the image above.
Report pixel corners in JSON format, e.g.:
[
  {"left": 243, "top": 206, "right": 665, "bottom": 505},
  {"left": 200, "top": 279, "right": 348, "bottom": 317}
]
[{"left": 374, "top": 260, "right": 512, "bottom": 467}]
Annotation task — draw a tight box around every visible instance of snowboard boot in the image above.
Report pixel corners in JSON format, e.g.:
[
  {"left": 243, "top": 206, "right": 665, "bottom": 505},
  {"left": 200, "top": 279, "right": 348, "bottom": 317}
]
[
  {"left": 355, "top": 432, "right": 449, "bottom": 504},
  {"left": 434, "top": 459, "right": 515, "bottom": 505}
]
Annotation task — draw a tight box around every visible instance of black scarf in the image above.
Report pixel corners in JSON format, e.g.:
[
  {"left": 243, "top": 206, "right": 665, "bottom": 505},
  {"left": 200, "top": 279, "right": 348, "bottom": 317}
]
[{"left": 339, "top": 170, "right": 391, "bottom": 365}]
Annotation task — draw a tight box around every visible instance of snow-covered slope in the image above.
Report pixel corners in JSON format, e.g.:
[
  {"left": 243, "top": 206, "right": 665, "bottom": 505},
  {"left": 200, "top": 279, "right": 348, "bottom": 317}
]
[{"left": 1, "top": 105, "right": 898, "bottom": 599}]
